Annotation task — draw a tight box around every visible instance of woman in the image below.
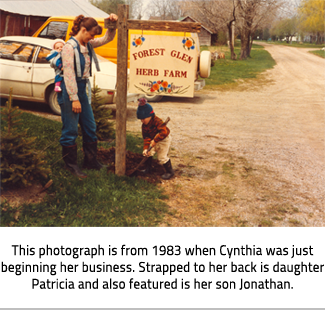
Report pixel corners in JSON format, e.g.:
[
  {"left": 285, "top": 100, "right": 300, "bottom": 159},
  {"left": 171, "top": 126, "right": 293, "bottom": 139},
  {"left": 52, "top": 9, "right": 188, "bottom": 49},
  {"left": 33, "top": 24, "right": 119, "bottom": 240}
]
[{"left": 58, "top": 14, "right": 118, "bottom": 178}]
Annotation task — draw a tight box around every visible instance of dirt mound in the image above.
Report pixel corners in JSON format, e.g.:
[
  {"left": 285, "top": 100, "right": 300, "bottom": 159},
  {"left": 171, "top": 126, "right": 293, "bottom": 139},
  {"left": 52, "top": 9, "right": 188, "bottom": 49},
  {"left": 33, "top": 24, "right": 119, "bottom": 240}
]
[
  {"left": 97, "top": 147, "right": 165, "bottom": 183},
  {"left": 1, "top": 183, "right": 48, "bottom": 209}
]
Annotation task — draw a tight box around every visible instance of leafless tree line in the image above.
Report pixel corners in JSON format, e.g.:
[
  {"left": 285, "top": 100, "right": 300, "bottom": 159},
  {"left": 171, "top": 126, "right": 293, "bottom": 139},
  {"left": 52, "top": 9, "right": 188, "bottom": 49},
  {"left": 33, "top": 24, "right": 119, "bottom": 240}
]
[
  {"left": 146, "top": 0, "right": 288, "bottom": 60},
  {"left": 180, "top": 0, "right": 286, "bottom": 60},
  {"left": 92, "top": 0, "right": 292, "bottom": 59}
]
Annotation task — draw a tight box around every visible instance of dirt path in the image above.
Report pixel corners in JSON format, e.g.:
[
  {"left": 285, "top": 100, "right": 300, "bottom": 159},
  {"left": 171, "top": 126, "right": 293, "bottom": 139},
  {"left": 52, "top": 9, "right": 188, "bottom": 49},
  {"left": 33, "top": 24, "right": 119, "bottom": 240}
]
[{"left": 126, "top": 44, "right": 325, "bottom": 227}]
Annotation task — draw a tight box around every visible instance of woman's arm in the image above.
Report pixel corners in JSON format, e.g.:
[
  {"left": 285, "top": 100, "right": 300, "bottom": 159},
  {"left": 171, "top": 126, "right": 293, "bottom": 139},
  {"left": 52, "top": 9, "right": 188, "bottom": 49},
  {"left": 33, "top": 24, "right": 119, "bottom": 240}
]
[
  {"left": 90, "top": 29, "right": 116, "bottom": 48},
  {"left": 90, "top": 14, "right": 118, "bottom": 48},
  {"left": 61, "top": 44, "right": 79, "bottom": 102}
]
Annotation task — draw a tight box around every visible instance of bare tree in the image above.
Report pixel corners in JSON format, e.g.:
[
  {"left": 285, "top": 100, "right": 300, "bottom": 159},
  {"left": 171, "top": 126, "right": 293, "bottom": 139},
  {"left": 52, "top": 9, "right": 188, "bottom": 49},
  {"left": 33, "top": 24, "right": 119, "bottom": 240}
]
[
  {"left": 90, "top": 0, "right": 125, "bottom": 15},
  {"left": 126, "top": 0, "right": 144, "bottom": 19},
  {"left": 236, "top": 0, "right": 284, "bottom": 59},
  {"left": 270, "top": 16, "right": 299, "bottom": 42},
  {"left": 146, "top": 0, "right": 183, "bottom": 20},
  {"left": 180, "top": 0, "right": 238, "bottom": 60},
  {"left": 91, "top": 0, "right": 144, "bottom": 19}
]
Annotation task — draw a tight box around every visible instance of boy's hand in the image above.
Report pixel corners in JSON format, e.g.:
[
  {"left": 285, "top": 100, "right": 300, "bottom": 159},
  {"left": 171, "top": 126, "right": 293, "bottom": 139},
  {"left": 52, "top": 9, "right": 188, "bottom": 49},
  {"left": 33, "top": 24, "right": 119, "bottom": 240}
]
[
  {"left": 143, "top": 149, "right": 149, "bottom": 157},
  {"left": 150, "top": 140, "right": 156, "bottom": 148}
]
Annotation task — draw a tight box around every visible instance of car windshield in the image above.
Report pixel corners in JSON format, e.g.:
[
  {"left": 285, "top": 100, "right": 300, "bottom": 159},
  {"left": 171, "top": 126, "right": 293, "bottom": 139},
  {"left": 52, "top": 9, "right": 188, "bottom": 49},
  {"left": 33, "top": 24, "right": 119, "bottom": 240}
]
[{"left": 38, "top": 21, "right": 68, "bottom": 40}]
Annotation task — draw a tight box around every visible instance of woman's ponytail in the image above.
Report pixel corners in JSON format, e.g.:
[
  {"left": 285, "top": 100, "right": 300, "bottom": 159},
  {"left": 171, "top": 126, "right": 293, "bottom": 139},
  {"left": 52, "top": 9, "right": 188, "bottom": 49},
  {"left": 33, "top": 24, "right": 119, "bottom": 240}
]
[
  {"left": 70, "top": 15, "right": 84, "bottom": 36},
  {"left": 69, "top": 15, "right": 102, "bottom": 36}
]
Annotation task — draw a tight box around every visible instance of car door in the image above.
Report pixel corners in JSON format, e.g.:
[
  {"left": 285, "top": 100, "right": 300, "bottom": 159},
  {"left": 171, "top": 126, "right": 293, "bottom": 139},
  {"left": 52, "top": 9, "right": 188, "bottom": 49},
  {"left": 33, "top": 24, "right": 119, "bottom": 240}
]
[
  {"left": 31, "top": 45, "right": 54, "bottom": 100},
  {"left": 0, "top": 40, "right": 35, "bottom": 97}
]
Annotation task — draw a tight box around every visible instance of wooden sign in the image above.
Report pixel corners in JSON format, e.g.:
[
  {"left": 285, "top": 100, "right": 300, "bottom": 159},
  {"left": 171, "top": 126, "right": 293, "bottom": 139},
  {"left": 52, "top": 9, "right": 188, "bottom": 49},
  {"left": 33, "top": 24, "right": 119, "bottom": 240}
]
[
  {"left": 129, "top": 34, "right": 198, "bottom": 98},
  {"left": 105, "top": 5, "right": 201, "bottom": 176}
]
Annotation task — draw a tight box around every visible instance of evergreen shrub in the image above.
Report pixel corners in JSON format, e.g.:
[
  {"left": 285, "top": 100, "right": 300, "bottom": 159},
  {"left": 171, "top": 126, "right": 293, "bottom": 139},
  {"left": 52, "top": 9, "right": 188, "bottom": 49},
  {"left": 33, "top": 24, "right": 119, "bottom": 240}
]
[
  {"left": 1, "top": 89, "right": 50, "bottom": 187},
  {"left": 91, "top": 76, "right": 115, "bottom": 141}
]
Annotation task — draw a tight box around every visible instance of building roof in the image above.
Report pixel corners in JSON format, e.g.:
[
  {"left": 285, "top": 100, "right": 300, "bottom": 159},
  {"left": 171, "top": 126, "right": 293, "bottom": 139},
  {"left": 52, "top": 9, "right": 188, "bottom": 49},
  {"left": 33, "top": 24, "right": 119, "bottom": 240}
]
[
  {"left": 0, "top": 0, "right": 109, "bottom": 18},
  {"left": 179, "top": 16, "right": 213, "bottom": 34}
]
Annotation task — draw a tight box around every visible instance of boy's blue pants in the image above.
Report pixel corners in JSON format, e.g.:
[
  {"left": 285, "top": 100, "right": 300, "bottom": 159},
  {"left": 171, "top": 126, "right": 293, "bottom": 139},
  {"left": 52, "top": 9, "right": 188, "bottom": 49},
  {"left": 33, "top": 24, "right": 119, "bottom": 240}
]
[{"left": 58, "top": 80, "right": 97, "bottom": 147}]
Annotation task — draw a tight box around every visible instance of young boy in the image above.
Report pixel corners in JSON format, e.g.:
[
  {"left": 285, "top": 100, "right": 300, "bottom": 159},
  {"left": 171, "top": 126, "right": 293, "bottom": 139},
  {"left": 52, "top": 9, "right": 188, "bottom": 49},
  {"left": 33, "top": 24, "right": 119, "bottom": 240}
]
[
  {"left": 46, "top": 39, "right": 65, "bottom": 92},
  {"left": 137, "top": 98, "right": 174, "bottom": 180}
]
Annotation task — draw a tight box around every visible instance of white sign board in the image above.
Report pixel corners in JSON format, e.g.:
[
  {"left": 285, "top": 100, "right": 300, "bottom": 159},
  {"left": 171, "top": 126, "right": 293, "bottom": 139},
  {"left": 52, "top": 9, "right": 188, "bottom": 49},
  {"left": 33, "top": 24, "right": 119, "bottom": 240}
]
[{"left": 129, "top": 34, "right": 198, "bottom": 98}]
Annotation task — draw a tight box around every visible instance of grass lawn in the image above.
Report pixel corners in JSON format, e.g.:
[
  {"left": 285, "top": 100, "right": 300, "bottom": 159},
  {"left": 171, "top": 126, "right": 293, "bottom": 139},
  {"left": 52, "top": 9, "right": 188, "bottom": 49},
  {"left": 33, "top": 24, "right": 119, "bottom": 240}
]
[
  {"left": 309, "top": 50, "right": 325, "bottom": 59},
  {"left": 0, "top": 112, "right": 168, "bottom": 227},
  {"left": 200, "top": 43, "right": 276, "bottom": 88}
]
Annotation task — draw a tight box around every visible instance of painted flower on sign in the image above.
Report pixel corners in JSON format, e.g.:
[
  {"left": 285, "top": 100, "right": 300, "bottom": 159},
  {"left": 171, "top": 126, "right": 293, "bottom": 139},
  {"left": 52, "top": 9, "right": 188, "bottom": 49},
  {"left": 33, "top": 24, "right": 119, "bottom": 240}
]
[
  {"left": 182, "top": 37, "right": 195, "bottom": 51},
  {"left": 135, "top": 81, "right": 189, "bottom": 96},
  {"left": 161, "top": 81, "right": 169, "bottom": 88},
  {"left": 152, "top": 82, "right": 160, "bottom": 91},
  {"left": 185, "top": 40, "right": 192, "bottom": 48},
  {"left": 132, "top": 36, "right": 145, "bottom": 48}
]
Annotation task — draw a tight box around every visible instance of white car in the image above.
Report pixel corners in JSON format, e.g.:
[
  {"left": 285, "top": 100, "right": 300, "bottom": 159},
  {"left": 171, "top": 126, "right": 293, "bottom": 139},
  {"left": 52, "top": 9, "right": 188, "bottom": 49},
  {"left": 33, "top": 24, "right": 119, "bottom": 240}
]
[{"left": 0, "top": 36, "right": 119, "bottom": 115}]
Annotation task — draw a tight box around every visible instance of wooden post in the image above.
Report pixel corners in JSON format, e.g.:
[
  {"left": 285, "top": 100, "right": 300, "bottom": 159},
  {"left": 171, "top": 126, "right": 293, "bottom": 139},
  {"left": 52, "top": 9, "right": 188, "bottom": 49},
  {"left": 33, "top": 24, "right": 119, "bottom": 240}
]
[{"left": 115, "top": 5, "right": 129, "bottom": 176}]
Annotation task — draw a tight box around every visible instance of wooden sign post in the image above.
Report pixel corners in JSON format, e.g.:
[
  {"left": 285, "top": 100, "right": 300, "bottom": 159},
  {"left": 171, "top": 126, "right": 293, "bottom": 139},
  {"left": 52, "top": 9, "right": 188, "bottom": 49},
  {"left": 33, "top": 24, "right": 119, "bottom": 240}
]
[{"left": 105, "top": 4, "right": 201, "bottom": 176}]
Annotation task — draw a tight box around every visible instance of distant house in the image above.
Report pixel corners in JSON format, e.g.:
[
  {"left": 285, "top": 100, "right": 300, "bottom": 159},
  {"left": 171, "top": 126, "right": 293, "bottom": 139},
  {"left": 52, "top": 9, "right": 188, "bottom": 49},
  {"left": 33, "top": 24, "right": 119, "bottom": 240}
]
[
  {"left": 179, "top": 16, "right": 213, "bottom": 46},
  {"left": 0, "top": 0, "right": 109, "bottom": 37}
]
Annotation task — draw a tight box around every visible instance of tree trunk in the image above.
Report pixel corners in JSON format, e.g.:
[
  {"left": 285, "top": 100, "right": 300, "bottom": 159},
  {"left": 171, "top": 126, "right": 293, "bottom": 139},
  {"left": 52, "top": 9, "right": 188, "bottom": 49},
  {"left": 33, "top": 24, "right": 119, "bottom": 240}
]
[
  {"left": 240, "top": 27, "right": 250, "bottom": 60},
  {"left": 246, "top": 29, "right": 252, "bottom": 57},
  {"left": 249, "top": 31, "right": 255, "bottom": 57},
  {"left": 227, "top": 21, "right": 237, "bottom": 60}
]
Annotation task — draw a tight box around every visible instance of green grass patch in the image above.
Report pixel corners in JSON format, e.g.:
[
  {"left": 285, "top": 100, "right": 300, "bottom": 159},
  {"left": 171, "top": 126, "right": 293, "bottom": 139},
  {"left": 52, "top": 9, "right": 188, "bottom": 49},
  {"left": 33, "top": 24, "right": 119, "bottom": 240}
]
[
  {"left": 309, "top": 50, "right": 325, "bottom": 59},
  {"left": 1, "top": 111, "right": 168, "bottom": 227},
  {"left": 201, "top": 44, "right": 276, "bottom": 87}
]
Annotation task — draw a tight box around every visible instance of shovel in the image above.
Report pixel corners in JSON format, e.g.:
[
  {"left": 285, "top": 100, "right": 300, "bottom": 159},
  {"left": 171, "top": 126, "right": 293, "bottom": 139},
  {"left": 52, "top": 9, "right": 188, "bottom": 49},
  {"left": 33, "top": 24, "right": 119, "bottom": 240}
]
[{"left": 127, "top": 117, "right": 170, "bottom": 176}]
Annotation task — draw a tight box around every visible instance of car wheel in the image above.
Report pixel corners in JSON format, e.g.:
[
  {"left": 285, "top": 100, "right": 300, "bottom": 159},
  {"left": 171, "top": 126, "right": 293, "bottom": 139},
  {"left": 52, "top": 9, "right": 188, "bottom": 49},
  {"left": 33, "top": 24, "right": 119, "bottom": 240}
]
[
  {"left": 199, "top": 51, "right": 211, "bottom": 78},
  {"left": 144, "top": 94, "right": 163, "bottom": 102},
  {"left": 48, "top": 89, "right": 61, "bottom": 115}
]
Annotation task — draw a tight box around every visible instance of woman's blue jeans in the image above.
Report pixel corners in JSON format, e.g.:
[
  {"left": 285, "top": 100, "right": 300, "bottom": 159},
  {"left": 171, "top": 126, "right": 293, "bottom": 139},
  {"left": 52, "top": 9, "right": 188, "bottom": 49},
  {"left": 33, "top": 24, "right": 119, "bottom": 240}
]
[{"left": 58, "top": 80, "right": 97, "bottom": 147}]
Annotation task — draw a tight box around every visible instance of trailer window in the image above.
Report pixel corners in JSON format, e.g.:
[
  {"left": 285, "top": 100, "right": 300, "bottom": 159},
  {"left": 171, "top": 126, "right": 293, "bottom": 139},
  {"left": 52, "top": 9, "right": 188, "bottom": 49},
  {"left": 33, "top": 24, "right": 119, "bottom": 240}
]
[{"left": 38, "top": 21, "right": 68, "bottom": 40}]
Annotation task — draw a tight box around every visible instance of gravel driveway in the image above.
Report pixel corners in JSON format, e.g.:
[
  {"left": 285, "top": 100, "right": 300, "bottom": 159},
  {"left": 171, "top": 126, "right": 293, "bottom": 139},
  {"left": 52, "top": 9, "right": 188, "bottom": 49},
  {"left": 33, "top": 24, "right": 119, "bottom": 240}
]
[{"left": 127, "top": 43, "right": 325, "bottom": 227}]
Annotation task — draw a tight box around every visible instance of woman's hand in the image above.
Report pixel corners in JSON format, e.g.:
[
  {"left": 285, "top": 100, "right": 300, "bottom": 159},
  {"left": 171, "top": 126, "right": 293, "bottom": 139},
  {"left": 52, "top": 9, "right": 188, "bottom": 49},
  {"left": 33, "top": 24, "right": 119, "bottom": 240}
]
[
  {"left": 108, "top": 14, "right": 118, "bottom": 22},
  {"left": 72, "top": 100, "right": 82, "bottom": 113}
]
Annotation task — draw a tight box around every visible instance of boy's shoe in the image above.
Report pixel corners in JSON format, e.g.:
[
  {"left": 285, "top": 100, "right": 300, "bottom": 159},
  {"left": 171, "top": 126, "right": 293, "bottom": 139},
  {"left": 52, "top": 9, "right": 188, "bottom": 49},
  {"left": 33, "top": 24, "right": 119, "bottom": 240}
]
[
  {"left": 162, "top": 159, "right": 174, "bottom": 180},
  {"left": 54, "top": 86, "right": 62, "bottom": 92}
]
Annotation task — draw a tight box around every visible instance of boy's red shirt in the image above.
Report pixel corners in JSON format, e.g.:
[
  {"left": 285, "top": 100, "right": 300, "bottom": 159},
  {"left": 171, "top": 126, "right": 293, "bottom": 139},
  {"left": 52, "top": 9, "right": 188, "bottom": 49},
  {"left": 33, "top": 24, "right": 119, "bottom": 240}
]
[{"left": 141, "top": 115, "right": 170, "bottom": 150}]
